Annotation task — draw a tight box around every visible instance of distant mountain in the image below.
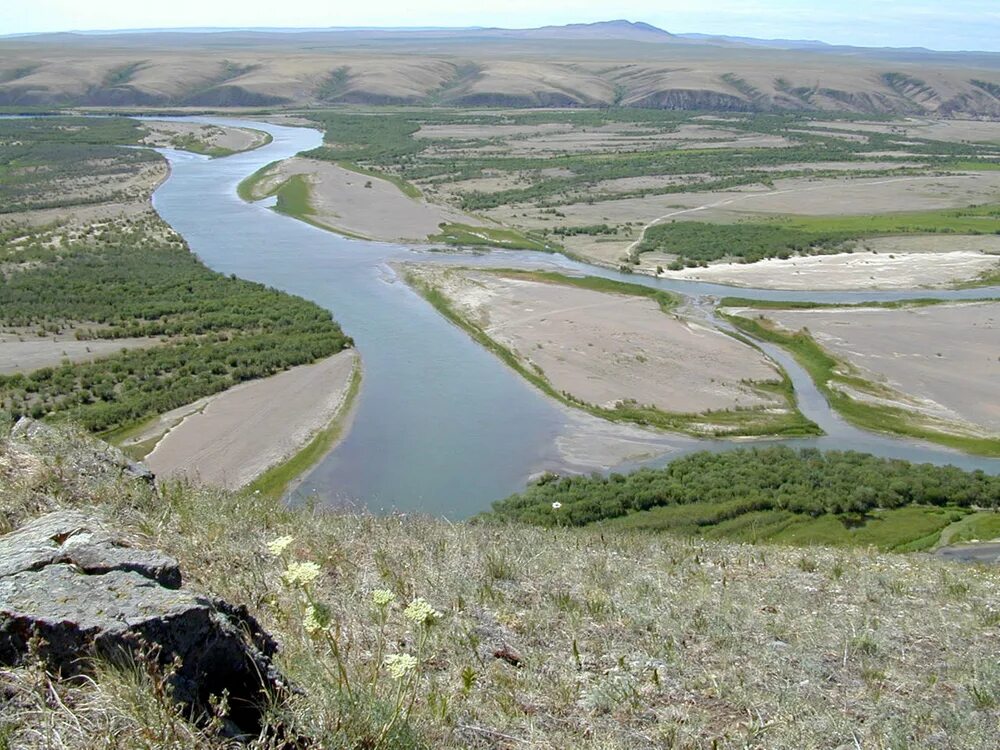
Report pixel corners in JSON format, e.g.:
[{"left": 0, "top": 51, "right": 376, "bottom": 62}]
[
  {"left": 2, "top": 20, "right": 999, "bottom": 115},
  {"left": 676, "top": 33, "right": 831, "bottom": 50}
]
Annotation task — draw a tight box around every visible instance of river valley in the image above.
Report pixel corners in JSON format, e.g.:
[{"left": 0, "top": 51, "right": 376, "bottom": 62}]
[{"left": 149, "top": 117, "right": 1000, "bottom": 517}]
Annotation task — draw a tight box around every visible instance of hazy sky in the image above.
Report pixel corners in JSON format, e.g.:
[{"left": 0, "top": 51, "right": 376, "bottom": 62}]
[{"left": 2, "top": 0, "right": 998, "bottom": 52}]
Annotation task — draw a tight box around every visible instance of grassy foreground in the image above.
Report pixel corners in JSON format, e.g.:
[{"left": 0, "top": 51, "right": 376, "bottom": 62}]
[{"left": 2, "top": 421, "right": 999, "bottom": 749}]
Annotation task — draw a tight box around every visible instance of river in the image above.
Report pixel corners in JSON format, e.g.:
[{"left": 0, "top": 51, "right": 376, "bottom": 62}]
[{"left": 148, "top": 117, "right": 1000, "bottom": 517}]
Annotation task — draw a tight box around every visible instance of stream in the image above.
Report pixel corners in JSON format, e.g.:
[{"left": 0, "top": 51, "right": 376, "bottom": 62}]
[{"left": 148, "top": 117, "right": 1000, "bottom": 517}]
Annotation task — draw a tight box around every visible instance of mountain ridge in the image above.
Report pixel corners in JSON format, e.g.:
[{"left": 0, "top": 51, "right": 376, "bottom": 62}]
[{"left": 2, "top": 20, "right": 999, "bottom": 115}]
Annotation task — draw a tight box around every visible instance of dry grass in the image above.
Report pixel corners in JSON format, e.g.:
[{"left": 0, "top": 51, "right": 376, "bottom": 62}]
[{"left": 2, "top": 421, "right": 999, "bottom": 749}]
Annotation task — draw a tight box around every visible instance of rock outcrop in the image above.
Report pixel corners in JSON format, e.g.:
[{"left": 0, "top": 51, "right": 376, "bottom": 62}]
[
  {"left": 10, "top": 417, "right": 154, "bottom": 486},
  {"left": 0, "top": 510, "right": 288, "bottom": 738}
]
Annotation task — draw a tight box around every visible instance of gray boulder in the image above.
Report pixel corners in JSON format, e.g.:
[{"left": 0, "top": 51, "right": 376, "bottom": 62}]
[{"left": 0, "top": 510, "right": 287, "bottom": 737}]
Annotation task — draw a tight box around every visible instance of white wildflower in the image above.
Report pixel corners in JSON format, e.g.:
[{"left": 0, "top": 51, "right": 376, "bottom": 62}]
[
  {"left": 372, "top": 589, "right": 396, "bottom": 608},
  {"left": 283, "top": 560, "right": 322, "bottom": 587},
  {"left": 403, "top": 597, "right": 441, "bottom": 626},
  {"left": 552, "top": 502, "right": 562, "bottom": 510},
  {"left": 266, "top": 535, "right": 294, "bottom": 557},
  {"left": 384, "top": 653, "right": 418, "bottom": 679}
]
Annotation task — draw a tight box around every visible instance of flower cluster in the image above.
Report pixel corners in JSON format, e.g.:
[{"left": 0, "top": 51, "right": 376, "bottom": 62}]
[
  {"left": 383, "top": 653, "right": 418, "bottom": 680},
  {"left": 372, "top": 589, "right": 396, "bottom": 608},
  {"left": 283, "top": 560, "right": 322, "bottom": 587},
  {"left": 267, "top": 535, "right": 294, "bottom": 557},
  {"left": 403, "top": 597, "right": 442, "bottom": 626},
  {"left": 303, "top": 605, "right": 323, "bottom": 635}
]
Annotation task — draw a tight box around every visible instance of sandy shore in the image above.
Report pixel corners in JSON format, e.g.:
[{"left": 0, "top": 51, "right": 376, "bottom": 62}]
[
  {"left": 656, "top": 247, "right": 1000, "bottom": 290},
  {"left": 248, "top": 156, "right": 482, "bottom": 242},
  {"left": 144, "top": 350, "right": 358, "bottom": 489},
  {"left": 0, "top": 334, "right": 163, "bottom": 374},
  {"left": 409, "top": 267, "right": 784, "bottom": 415},
  {"left": 757, "top": 302, "right": 1000, "bottom": 434},
  {"left": 142, "top": 121, "right": 270, "bottom": 154}
]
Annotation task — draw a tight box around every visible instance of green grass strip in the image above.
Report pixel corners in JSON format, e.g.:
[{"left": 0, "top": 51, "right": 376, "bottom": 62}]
[
  {"left": 246, "top": 358, "right": 362, "bottom": 499},
  {"left": 430, "top": 223, "right": 561, "bottom": 253}
]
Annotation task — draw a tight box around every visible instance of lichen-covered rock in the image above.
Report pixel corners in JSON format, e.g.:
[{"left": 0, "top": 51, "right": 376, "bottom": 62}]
[
  {"left": 0, "top": 510, "right": 181, "bottom": 587},
  {"left": 0, "top": 510, "right": 287, "bottom": 737},
  {"left": 10, "top": 417, "right": 154, "bottom": 486}
]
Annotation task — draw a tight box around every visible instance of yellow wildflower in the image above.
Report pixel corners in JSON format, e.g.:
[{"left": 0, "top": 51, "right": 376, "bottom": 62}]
[
  {"left": 403, "top": 597, "right": 441, "bottom": 626},
  {"left": 384, "top": 653, "right": 418, "bottom": 679}
]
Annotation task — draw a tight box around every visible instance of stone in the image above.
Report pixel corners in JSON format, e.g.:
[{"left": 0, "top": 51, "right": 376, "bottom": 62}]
[
  {"left": 0, "top": 510, "right": 287, "bottom": 737},
  {"left": 10, "top": 417, "right": 155, "bottom": 486},
  {"left": 0, "top": 510, "right": 181, "bottom": 588}
]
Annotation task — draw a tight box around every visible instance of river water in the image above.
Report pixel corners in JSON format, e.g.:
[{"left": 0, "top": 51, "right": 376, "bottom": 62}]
[{"left": 148, "top": 117, "right": 1000, "bottom": 517}]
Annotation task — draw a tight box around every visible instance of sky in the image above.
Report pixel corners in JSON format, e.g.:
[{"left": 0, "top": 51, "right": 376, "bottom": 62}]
[{"left": 2, "top": 0, "right": 998, "bottom": 52}]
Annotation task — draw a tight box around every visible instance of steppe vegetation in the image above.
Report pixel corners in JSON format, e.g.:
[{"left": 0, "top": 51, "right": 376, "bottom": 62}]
[
  {"left": 289, "top": 108, "right": 1000, "bottom": 281},
  {"left": 0, "top": 118, "right": 351, "bottom": 434},
  {"left": 2, "top": 423, "right": 999, "bottom": 749}
]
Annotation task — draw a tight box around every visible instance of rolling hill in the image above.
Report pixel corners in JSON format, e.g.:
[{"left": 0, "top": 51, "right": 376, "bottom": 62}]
[{"left": 1, "top": 20, "right": 1000, "bottom": 115}]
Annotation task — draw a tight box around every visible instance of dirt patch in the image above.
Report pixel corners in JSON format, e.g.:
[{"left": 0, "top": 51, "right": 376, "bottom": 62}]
[
  {"left": 0, "top": 335, "right": 164, "bottom": 374},
  {"left": 249, "top": 157, "right": 483, "bottom": 242},
  {"left": 144, "top": 350, "right": 358, "bottom": 489},
  {"left": 761, "top": 302, "right": 1000, "bottom": 434},
  {"left": 409, "top": 267, "right": 783, "bottom": 414}
]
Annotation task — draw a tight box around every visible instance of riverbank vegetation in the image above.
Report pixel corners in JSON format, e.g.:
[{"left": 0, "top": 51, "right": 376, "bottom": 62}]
[
  {"left": 3, "top": 422, "right": 999, "bottom": 749},
  {"left": 247, "top": 360, "right": 362, "bottom": 499},
  {"left": 489, "top": 446, "right": 1000, "bottom": 550},
  {"left": 0, "top": 117, "right": 353, "bottom": 434}
]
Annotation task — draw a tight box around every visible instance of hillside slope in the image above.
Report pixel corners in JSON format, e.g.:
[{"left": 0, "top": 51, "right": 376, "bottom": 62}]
[
  {"left": 1, "top": 420, "right": 998, "bottom": 748},
  {"left": 2, "top": 23, "right": 1000, "bottom": 115}
]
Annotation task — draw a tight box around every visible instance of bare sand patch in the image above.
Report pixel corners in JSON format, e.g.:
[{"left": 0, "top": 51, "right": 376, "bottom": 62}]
[
  {"left": 688, "top": 172, "right": 1000, "bottom": 219},
  {"left": 0, "top": 335, "right": 163, "bottom": 374},
  {"left": 654, "top": 248, "right": 1000, "bottom": 290},
  {"left": 759, "top": 303, "right": 1000, "bottom": 434},
  {"left": 409, "top": 267, "right": 783, "bottom": 414},
  {"left": 144, "top": 350, "right": 358, "bottom": 489},
  {"left": 142, "top": 121, "right": 270, "bottom": 154},
  {"left": 249, "top": 157, "right": 482, "bottom": 242}
]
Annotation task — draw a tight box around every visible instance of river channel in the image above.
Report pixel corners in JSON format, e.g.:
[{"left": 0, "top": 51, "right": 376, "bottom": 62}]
[{"left": 148, "top": 117, "right": 1000, "bottom": 517}]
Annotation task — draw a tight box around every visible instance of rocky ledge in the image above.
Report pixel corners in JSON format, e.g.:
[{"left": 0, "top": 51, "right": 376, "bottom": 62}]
[{"left": 0, "top": 509, "right": 288, "bottom": 739}]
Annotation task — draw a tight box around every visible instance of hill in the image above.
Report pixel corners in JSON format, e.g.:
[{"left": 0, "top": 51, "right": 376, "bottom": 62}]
[
  {"left": 0, "top": 419, "right": 998, "bottom": 748},
  {"left": 2, "top": 21, "right": 1000, "bottom": 114}
]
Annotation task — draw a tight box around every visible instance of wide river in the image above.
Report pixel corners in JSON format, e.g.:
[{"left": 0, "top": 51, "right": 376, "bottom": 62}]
[{"left": 149, "top": 117, "right": 1000, "bottom": 517}]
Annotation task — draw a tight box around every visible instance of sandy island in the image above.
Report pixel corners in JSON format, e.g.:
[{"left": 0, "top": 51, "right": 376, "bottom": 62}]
[
  {"left": 407, "top": 266, "right": 788, "bottom": 422},
  {"left": 142, "top": 121, "right": 270, "bottom": 155},
  {"left": 245, "top": 156, "right": 483, "bottom": 242},
  {"left": 142, "top": 350, "right": 358, "bottom": 489}
]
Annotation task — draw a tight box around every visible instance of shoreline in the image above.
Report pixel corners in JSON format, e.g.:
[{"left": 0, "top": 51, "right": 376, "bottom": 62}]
[
  {"left": 142, "top": 350, "right": 361, "bottom": 489},
  {"left": 402, "top": 265, "right": 820, "bottom": 440},
  {"left": 249, "top": 357, "right": 363, "bottom": 499}
]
